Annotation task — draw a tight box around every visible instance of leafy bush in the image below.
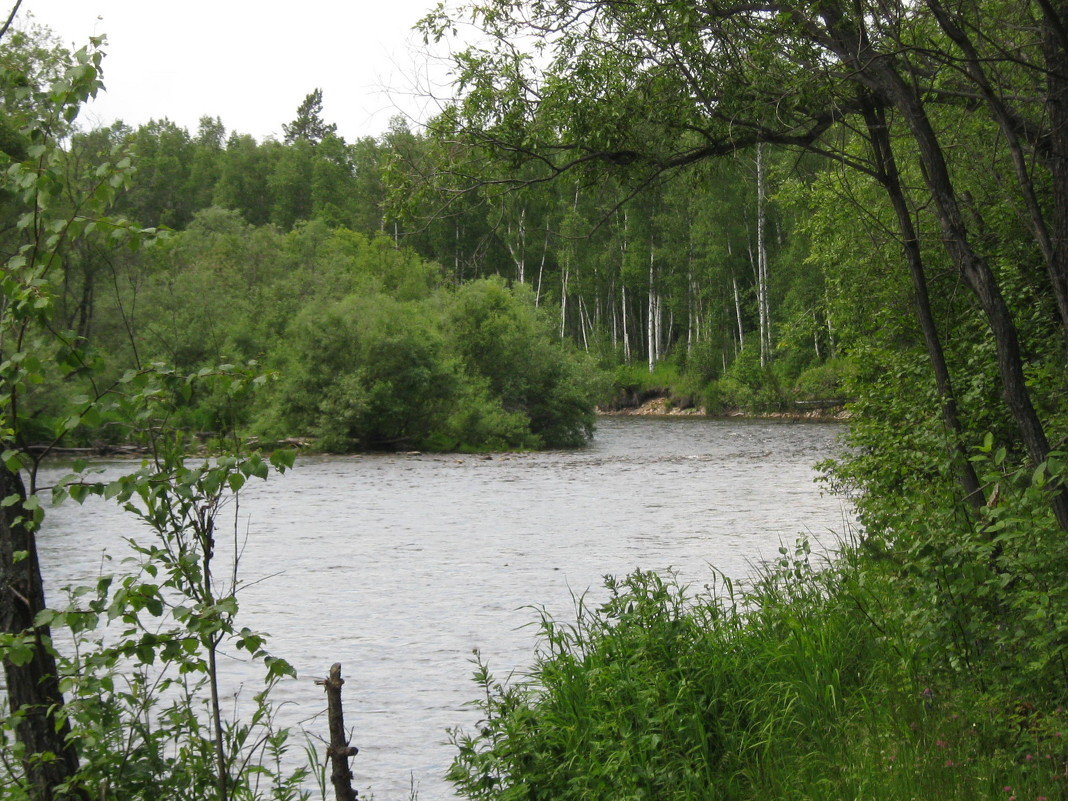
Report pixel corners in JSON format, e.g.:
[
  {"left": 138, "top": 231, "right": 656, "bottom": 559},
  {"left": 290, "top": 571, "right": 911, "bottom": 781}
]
[
  {"left": 791, "top": 357, "right": 853, "bottom": 402},
  {"left": 445, "top": 278, "right": 605, "bottom": 449},
  {"left": 265, "top": 293, "right": 458, "bottom": 451},
  {"left": 700, "top": 347, "right": 786, "bottom": 412},
  {"left": 259, "top": 278, "right": 607, "bottom": 452}
]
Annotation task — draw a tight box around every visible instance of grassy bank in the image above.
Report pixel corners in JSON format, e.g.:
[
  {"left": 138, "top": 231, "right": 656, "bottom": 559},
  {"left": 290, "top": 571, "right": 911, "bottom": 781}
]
[{"left": 447, "top": 534, "right": 1068, "bottom": 801}]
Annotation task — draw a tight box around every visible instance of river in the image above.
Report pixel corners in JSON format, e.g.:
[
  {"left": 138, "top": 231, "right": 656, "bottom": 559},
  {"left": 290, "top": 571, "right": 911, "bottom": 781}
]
[{"left": 35, "top": 416, "right": 852, "bottom": 801}]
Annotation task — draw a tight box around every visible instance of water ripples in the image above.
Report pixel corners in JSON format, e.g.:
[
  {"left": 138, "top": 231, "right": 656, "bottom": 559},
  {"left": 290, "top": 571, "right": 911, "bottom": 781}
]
[{"left": 35, "top": 416, "right": 851, "bottom": 801}]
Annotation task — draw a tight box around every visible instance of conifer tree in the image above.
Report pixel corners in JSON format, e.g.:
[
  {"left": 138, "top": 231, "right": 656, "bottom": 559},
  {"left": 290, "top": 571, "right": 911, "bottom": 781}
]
[{"left": 282, "top": 87, "right": 337, "bottom": 145}]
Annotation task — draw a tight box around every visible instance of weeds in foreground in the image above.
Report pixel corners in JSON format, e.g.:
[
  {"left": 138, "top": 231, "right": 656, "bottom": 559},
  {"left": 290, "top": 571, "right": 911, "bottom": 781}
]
[{"left": 448, "top": 536, "right": 1068, "bottom": 801}]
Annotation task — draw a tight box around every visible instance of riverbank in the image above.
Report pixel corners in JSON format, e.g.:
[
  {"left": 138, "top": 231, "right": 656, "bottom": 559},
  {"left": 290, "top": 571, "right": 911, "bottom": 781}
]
[{"left": 598, "top": 395, "right": 851, "bottom": 421}]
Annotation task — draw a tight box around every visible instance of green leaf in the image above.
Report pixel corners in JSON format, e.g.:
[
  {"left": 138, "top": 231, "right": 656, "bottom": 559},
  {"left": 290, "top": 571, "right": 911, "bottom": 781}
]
[
  {"left": 33, "top": 609, "right": 55, "bottom": 627},
  {"left": 215, "top": 596, "right": 239, "bottom": 616},
  {"left": 270, "top": 449, "right": 296, "bottom": 471},
  {"left": 264, "top": 655, "right": 297, "bottom": 680},
  {"left": 5, "top": 637, "right": 35, "bottom": 666},
  {"left": 2, "top": 449, "right": 23, "bottom": 471},
  {"left": 1033, "top": 462, "right": 1047, "bottom": 487}
]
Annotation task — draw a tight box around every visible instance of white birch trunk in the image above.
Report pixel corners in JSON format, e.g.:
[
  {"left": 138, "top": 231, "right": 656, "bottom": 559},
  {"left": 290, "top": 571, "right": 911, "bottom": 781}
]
[
  {"left": 647, "top": 241, "right": 656, "bottom": 372},
  {"left": 579, "top": 295, "right": 591, "bottom": 351},
  {"left": 560, "top": 262, "right": 569, "bottom": 338},
  {"left": 687, "top": 260, "right": 695, "bottom": 354},
  {"left": 756, "top": 143, "right": 770, "bottom": 367},
  {"left": 813, "top": 310, "right": 822, "bottom": 360},
  {"left": 733, "top": 276, "right": 745, "bottom": 349},
  {"left": 535, "top": 226, "right": 548, "bottom": 306},
  {"left": 503, "top": 207, "right": 526, "bottom": 284}
]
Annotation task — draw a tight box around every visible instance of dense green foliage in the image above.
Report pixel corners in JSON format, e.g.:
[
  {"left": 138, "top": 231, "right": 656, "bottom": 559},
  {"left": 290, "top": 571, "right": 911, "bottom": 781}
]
[
  {"left": 6, "top": 0, "right": 1068, "bottom": 796},
  {"left": 52, "top": 92, "right": 847, "bottom": 419},
  {"left": 63, "top": 208, "right": 603, "bottom": 452}
]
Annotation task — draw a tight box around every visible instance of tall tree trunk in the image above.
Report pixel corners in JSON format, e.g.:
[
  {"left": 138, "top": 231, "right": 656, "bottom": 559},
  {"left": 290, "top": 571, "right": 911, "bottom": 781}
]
[
  {"left": 559, "top": 261, "right": 569, "bottom": 339},
  {"left": 535, "top": 226, "right": 548, "bottom": 306},
  {"left": 756, "top": 143, "right": 771, "bottom": 367},
  {"left": 687, "top": 256, "right": 697, "bottom": 353},
  {"left": 861, "top": 92, "right": 985, "bottom": 511},
  {"left": 504, "top": 206, "right": 527, "bottom": 285},
  {"left": 578, "top": 295, "right": 591, "bottom": 351},
  {"left": 1041, "top": 0, "right": 1068, "bottom": 357},
  {"left": 813, "top": 310, "right": 822, "bottom": 361},
  {"left": 733, "top": 276, "right": 745, "bottom": 350},
  {"left": 648, "top": 240, "right": 657, "bottom": 371},
  {"left": 0, "top": 464, "right": 83, "bottom": 801}
]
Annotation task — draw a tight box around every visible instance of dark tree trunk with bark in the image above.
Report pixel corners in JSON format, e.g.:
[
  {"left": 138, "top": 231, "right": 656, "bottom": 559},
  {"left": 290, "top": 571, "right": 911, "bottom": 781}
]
[
  {"left": 0, "top": 463, "right": 82, "bottom": 801},
  {"left": 925, "top": 0, "right": 1068, "bottom": 357},
  {"left": 1041, "top": 0, "right": 1068, "bottom": 356},
  {"left": 860, "top": 93, "right": 986, "bottom": 512}
]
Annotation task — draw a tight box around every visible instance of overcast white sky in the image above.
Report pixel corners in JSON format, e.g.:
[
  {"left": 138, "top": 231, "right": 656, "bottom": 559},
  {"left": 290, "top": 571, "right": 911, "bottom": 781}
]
[{"left": 18, "top": 0, "right": 461, "bottom": 142}]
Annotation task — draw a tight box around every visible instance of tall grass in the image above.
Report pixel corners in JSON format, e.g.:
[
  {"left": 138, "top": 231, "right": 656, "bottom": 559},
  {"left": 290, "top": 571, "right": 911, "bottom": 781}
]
[{"left": 447, "top": 539, "right": 1068, "bottom": 801}]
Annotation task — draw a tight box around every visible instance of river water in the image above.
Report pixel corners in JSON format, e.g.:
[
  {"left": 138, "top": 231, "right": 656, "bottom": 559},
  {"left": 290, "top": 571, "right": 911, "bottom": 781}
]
[{"left": 35, "top": 416, "right": 852, "bottom": 801}]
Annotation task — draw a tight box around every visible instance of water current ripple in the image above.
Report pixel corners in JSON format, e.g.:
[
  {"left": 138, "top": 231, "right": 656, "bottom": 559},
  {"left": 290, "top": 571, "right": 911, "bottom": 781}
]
[{"left": 34, "top": 416, "right": 852, "bottom": 801}]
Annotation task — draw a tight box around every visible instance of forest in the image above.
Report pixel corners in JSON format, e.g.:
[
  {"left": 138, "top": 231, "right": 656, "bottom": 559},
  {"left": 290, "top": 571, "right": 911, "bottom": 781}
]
[{"left": 3, "top": 0, "right": 1068, "bottom": 797}]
